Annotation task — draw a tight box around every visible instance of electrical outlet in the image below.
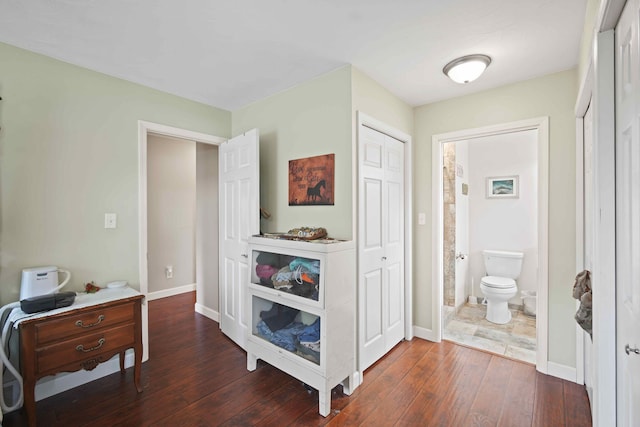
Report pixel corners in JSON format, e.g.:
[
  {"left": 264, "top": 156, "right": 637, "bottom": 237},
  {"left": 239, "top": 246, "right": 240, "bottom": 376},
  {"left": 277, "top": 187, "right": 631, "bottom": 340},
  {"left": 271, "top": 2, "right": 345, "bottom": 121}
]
[{"left": 165, "top": 265, "right": 173, "bottom": 279}]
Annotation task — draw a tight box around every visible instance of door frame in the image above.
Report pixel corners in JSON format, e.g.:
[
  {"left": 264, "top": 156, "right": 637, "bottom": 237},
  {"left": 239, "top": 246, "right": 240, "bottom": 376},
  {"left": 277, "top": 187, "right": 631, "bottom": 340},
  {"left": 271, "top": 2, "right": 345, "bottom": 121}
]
[
  {"left": 574, "top": 59, "right": 592, "bottom": 388},
  {"left": 574, "top": 7, "right": 621, "bottom": 425},
  {"left": 574, "top": 0, "right": 624, "bottom": 423},
  {"left": 138, "top": 120, "right": 226, "bottom": 361},
  {"left": 431, "top": 117, "right": 549, "bottom": 373},
  {"left": 355, "top": 111, "right": 414, "bottom": 383}
]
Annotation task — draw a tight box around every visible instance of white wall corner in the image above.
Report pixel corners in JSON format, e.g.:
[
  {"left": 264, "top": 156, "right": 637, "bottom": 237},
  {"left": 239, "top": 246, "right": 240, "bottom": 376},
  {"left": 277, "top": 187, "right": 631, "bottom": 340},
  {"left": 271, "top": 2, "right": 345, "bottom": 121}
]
[
  {"left": 412, "top": 325, "right": 439, "bottom": 343},
  {"left": 195, "top": 303, "right": 219, "bottom": 323},
  {"left": 547, "top": 361, "right": 578, "bottom": 383}
]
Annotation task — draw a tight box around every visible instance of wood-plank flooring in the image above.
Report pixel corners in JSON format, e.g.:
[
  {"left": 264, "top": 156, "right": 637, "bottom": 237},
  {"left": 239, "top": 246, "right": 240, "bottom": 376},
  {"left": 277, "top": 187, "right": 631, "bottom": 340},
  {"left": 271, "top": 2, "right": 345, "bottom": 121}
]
[{"left": 3, "top": 292, "right": 592, "bottom": 426}]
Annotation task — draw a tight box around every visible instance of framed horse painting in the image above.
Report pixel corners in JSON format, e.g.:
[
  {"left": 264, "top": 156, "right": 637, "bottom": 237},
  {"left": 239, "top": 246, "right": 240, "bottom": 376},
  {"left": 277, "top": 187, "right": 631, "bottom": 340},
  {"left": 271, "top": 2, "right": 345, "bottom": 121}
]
[{"left": 288, "top": 154, "right": 335, "bottom": 206}]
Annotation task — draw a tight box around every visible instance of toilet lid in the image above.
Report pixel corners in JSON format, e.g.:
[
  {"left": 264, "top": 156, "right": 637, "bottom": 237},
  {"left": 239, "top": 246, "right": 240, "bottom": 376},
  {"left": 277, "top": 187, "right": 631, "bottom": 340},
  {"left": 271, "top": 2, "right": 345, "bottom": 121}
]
[{"left": 481, "top": 276, "right": 516, "bottom": 289}]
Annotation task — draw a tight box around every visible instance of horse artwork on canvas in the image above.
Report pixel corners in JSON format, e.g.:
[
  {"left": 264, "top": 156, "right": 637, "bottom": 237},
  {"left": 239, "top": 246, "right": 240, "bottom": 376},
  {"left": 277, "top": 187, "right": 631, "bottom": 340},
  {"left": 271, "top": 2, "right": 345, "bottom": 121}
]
[
  {"left": 288, "top": 154, "right": 334, "bottom": 206},
  {"left": 306, "top": 180, "right": 326, "bottom": 202}
]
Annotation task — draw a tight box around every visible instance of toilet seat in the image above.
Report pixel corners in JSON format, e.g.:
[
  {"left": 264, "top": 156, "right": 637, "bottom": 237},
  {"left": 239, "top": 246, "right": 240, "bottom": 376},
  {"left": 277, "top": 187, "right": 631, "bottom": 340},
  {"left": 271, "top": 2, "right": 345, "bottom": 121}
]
[{"left": 481, "top": 276, "right": 516, "bottom": 289}]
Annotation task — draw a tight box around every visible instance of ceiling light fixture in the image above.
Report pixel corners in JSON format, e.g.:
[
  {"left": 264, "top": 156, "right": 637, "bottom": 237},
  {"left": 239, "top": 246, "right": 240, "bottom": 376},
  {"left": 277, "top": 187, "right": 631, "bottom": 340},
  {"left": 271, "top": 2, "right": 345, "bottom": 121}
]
[{"left": 443, "top": 54, "right": 491, "bottom": 84}]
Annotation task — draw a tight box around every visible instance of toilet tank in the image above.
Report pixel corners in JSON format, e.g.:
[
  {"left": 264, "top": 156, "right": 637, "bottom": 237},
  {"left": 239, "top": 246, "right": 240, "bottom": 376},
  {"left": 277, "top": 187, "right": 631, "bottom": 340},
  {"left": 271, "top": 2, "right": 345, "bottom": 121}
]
[{"left": 482, "top": 250, "right": 524, "bottom": 279}]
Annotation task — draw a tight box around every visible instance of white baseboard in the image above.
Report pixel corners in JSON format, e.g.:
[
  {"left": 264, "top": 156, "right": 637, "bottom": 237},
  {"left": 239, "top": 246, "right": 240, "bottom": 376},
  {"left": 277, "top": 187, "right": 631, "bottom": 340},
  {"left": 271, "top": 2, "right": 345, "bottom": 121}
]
[
  {"left": 412, "top": 325, "right": 439, "bottom": 342},
  {"left": 347, "top": 371, "right": 362, "bottom": 392},
  {"left": 146, "top": 283, "right": 196, "bottom": 301},
  {"left": 195, "top": 303, "right": 219, "bottom": 323},
  {"left": 35, "top": 350, "right": 135, "bottom": 401},
  {"left": 547, "top": 361, "right": 577, "bottom": 383}
]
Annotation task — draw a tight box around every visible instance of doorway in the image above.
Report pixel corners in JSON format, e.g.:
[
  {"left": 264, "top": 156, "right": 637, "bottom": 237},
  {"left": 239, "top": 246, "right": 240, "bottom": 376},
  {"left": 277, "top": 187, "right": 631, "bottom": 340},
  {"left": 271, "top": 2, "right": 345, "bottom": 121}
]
[
  {"left": 440, "top": 131, "right": 538, "bottom": 364},
  {"left": 138, "top": 121, "right": 226, "bottom": 361},
  {"left": 432, "top": 117, "right": 549, "bottom": 372},
  {"left": 146, "top": 133, "right": 198, "bottom": 301}
]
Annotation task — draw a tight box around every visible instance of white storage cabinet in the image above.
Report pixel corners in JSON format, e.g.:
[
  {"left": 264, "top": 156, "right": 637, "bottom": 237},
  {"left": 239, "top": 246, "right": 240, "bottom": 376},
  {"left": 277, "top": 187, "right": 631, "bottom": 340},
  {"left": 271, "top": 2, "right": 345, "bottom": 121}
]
[{"left": 246, "top": 236, "right": 356, "bottom": 417}]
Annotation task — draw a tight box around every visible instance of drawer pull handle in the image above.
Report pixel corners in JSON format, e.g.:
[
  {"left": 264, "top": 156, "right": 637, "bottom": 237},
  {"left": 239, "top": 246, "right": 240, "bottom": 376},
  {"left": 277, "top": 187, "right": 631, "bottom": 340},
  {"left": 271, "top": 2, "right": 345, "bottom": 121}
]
[
  {"left": 75, "top": 315, "right": 105, "bottom": 328},
  {"left": 76, "top": 338, "right": 106, "bottom": 353}
]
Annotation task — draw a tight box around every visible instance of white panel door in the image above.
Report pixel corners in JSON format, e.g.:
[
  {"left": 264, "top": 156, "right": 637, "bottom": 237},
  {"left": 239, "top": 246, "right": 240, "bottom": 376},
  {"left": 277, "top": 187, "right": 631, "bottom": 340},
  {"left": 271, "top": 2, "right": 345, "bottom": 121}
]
[
  {"left": 219, "top": 129, "right": 259, "bottom": 349},
  {"left": 615, "top": 2, "right": 640, "bottom": 424},
  {"left": 359, "top": 125, "right": 405, "bottom": 372},
  {"left": 383, "top": 136, "right": 405, "bottom": 345}
]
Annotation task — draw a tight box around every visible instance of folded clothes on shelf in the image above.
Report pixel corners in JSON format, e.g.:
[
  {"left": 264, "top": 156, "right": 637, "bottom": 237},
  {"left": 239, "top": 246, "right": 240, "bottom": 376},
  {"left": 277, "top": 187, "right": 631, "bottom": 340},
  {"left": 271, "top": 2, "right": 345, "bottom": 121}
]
[
  {"left": 255, "top": 316, "right": 321, "bottom": 364},
  {"left": 299, "top": 318, "right": 320, "bottom": 352},
  {"left": 289, "top": 258, "right": 321, "bottom": 275},
  {"left": 256, "top": 320, "right": 308, "bottom": 352},
  {"left": 260, "top": 303, "right": 299, "bottom": 331}
]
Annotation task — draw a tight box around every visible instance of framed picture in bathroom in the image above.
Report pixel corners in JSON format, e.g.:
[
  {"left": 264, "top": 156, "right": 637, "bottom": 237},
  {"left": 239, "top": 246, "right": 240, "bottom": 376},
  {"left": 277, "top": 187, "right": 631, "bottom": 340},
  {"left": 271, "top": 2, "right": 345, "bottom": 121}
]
[{"left": 486, "top": 175, "right": 519, "bottom": 198}]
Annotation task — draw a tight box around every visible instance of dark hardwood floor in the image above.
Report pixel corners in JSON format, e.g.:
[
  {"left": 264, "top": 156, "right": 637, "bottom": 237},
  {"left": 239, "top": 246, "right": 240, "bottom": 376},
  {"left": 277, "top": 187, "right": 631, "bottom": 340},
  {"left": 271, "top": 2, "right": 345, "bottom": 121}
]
[{"left": 4, "top": 292, "right": 592, "bottom": 426}]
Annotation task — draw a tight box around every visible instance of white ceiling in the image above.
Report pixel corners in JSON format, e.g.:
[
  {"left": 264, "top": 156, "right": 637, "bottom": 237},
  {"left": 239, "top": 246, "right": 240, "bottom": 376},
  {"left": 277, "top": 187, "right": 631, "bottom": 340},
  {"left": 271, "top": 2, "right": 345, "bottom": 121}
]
[{"left": 0, "top": 0, "right": 587, "bottom": 111}]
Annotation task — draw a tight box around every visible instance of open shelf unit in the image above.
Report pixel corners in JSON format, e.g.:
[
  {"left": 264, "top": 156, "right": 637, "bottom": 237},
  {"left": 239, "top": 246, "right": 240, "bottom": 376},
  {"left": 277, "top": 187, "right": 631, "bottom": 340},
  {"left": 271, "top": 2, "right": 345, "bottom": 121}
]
[{"left": 246, "top": 235, "right": 356, "bottom": 416}]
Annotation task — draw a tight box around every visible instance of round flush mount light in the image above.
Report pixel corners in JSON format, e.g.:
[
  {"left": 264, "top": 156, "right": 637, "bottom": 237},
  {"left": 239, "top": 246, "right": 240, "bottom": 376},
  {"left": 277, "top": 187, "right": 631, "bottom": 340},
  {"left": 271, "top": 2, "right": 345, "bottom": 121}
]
[{"left": 443, "top": 54, "right": 492, "bottom": 84}]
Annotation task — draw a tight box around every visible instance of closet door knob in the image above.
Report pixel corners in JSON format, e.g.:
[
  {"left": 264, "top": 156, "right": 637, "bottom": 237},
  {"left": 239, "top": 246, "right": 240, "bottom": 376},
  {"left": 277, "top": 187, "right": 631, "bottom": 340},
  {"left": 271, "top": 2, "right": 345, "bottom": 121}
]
[{"left": 381, "top": 256, "right": 387, "bottom": 261}]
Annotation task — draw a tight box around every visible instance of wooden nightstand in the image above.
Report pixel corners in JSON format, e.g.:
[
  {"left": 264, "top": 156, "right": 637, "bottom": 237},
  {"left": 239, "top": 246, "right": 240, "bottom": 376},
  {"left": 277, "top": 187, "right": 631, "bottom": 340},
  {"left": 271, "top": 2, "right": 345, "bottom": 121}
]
[{"left": 18, "top": 291, "right": 144, "bottom": 427}]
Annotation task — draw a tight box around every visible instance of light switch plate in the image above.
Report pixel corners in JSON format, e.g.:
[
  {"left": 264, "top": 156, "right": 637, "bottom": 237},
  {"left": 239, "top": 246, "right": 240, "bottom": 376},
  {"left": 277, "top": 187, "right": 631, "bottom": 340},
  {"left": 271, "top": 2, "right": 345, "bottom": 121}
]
[
  {"left": 418, "top": 212, "right": 426, "bottom": 225},
  {"left": 104, "top": 213, "right": 117, "bottom": 229}
]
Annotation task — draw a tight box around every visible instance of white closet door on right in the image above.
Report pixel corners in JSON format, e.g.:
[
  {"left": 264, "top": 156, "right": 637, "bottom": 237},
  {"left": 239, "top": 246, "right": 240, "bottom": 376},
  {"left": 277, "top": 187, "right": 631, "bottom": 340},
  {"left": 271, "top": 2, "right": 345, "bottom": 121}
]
[
  {"left": 359, "top": 125, "right": 405, "bottom": 373},
  {"left": 615, "top": 1, "right": 640, "bottom": 423}
]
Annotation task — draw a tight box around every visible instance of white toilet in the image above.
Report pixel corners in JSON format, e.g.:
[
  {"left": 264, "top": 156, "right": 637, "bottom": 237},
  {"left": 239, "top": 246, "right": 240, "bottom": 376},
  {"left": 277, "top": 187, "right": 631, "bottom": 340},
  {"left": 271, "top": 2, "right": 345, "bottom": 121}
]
[{"left": 480, "top": 250, "right": 524, "bottom": 324}]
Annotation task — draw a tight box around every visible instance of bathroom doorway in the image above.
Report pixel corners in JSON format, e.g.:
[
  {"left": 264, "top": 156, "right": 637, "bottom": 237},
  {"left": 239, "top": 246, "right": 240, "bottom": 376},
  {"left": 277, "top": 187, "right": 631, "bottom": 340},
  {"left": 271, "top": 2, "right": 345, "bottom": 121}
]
[{"left": 432, "top": 118, "right": 549, "bottom": 371}]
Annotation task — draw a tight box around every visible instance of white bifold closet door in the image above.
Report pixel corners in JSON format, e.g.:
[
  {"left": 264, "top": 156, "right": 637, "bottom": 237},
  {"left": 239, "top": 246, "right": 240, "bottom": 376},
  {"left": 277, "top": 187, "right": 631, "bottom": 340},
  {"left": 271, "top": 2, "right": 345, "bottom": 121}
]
[
  {"left": 358, "top": 125, "right": 405, "bottom": 373},
  {"left": 615, "top": 1, "right": 640, "bottom": 423}
]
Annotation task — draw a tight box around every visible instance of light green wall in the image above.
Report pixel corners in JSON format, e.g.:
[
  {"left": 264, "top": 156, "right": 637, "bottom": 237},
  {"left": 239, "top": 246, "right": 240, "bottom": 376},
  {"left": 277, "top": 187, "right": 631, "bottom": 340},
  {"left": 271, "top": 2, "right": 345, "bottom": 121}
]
[
  {"left": 351, "top": 67, "right": 414, "bottom": 136},
  {"left": 0, "top": 42, "right": 231, "bottom": 304},
  {"left": 413, "top": 69, "right": 579, "bottom": 367},
  {"left": 230, "top": 64, "right": 413, "bottom": 249},
  {"left": 232, "top": 66, "right": 353, "bottom": 239},
  {"left": 578, "top": 0, "right": 601, "bottom": 88}
]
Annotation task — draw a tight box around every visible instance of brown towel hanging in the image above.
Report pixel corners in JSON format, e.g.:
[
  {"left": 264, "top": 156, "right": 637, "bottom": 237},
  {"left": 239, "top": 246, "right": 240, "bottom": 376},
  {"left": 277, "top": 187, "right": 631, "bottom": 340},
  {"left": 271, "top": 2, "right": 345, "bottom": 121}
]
[{"left": 572, "top": 270, "right": 592, "bottom": 338}]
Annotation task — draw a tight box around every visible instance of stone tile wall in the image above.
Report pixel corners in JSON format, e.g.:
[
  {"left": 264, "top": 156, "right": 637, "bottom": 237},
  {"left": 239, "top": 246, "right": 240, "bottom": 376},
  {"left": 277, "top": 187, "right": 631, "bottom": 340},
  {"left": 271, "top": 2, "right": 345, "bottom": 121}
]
[{"left": 443, "top": 142, "right": 456, "bottom": 307}]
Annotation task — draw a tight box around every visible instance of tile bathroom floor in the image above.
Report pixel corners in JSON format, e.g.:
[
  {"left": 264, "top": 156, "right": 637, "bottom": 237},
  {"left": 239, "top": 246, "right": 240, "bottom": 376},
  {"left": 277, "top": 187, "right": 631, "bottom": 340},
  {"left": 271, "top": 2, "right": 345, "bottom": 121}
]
[{"left": 443, "top": 303, "right": 537, "bottom": 364}]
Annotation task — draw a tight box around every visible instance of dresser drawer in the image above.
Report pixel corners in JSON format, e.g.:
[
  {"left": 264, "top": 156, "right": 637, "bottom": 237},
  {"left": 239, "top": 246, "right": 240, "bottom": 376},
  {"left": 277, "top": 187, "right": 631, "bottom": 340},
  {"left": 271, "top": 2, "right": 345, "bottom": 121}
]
[
  {"left": 36, "top": 323, "right": 135, "bottom": 374},
  {"left": 34, "top": 302, "right": 135, "bottom": 345},
  {"left": 19, "top": 292, "right": 144, "bottom": 427}
]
